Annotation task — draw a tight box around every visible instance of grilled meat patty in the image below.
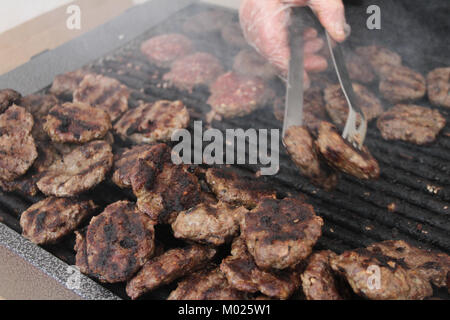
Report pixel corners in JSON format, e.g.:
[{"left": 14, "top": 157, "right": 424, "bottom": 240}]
[
  {"left": 74, "top": 74, "right": 130, "bottom": 122},
  {"left": 274, "top": 87, "right": 330, "bottom": 134},
  {"left": 168, "top": 267, "right": 245, "bottom": 300},
  {"left": 379, "top": 65, "right": 426, "bottom": 103},
  {"left": 114, "top": 100, "right": 189, "bottom": 144},
  {"left": 0, "top": 142, "right": 61, "bottom": 196},
  {"left": 355, "top": 45, "right": 402, "bottom": 75},
  {"left": 205, "top": 167, "right": 276, "bottom": 209},
  {"left": 316, "top": 122, "right": 380, "bottom": 180},
  {"left": 330, "top": 247, "right": 433, "bottom": 300},
  {"left": 366, "top": 240, "right": 450, "bottom": 289},
  {"left": 163, "top": 52, "right": 224, "bottom": 93},
  {"left": 283, "top": 126, "right": 338, "bottom": 190},
  {"left": 183, "top": 9, "right": 234, "bottom": 35},
  {"left": 132, "top": 163, "right": 201, "bottom": 224},
  {"left": 37, "top": 140, "right": 113, "bottom": 197},
  {"left": 220, "top": 237, "right": 302, "bottom": 299},
  {"left": 172, "top": 201, "right": 248, "bottom": 246},
  {"left": 140, "top": 33, "right": 194, "bottom": 68},
  {"left": 44, "top": 102, "right": 112, "bottom": 144},
  {"left": 233, "top": 49, "right": 278, "bottom": 81},
  {"left": 345, "top": 51, "right": 376, "bottom": 84},
  {"left": 112, "top": 143, "right": 171, "bottom": 189},
  {"left": 49, "top": 69, "right": 93, "bottom": 99},
  {"left": 377, "top": 104, "right": 446, "bottom": 145},
  {"left": 126, "top": 245, "right": 216, "bottom": 299},
  {"left": 221, "top": 22, "right": 248, "bottom": 49},
  {"left": 20, "top": 197, "right": 97, "bottom": 245},
  {"left": 324, "top": 83, "right": 384, "bottom": 128},
  {"left": 0, "top": 89, "right": 21, "bottom": 113},
  {"left": 20, "top": 94, "right": 60, "bottom": 141},
  {"left": 75, "top": 201, "right": 155, "bottom": 283},
  {"left": 207, "top": 71, "right": 275, "bottom": 120},
  {"left": 301, "top": 250, "right": 343, "bottom": 300},
  {"left": 241, "top": 198, "right": 324, "bottom": 270},
  {"left": 0, "top": 105, "right": 38, "bottom": 182},
  {"left": 427, "top": 67, "right": 450, "bottom": 108}
]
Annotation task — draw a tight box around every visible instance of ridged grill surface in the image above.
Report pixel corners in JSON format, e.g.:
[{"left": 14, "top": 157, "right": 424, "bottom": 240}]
[{"left": 0, "top": 2, "right": 448, "bottom": 299}]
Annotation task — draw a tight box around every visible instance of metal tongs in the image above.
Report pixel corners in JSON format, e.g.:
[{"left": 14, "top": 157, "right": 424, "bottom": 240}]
[
  {"left": 325, "top": 32, "right": 367, "bottom": 149},
  {"left": 282, "top": 8, "right": 367, "bottom": 150}
]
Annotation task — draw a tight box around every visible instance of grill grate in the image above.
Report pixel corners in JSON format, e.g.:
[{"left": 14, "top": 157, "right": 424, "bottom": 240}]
[{"left": 0, "top": 2, "right": 449, "bottom": 299}]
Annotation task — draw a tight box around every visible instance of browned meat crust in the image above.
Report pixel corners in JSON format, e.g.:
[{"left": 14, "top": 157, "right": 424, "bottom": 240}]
[
  {"left": 316, "top": 122, "right": 380, "bottom": 180},
  {"left": 168, "top": 267, "right": 245, "bottom": 300},
  {"left": 220, "top": 237, "right": 301, "bottom": 299},
  {"left": 379, "top": 65, "right": 426, "bottom": 103},
  {"left": 355, "top": 45, "right": 402, "bottom": 75},
  {"left": 114, "top": 100, "right": 189, "bottom": 144},
  {"left": 0, "top": 142, "right": 61, "bottom": 196},
  {"left": 183, "top": 9, "right": 234, "bottom": 35},
  {"left": 241, "top": 198, "right": 323, "bottom": 270},
  {"left": 75, "top": 201, "right": 155, "bottom": 283},
  {"left": 345, "top": 51, "right": 376, "bottom": 84},
  {"left": 20, "top": 94, "right": 60, "bottom": 141},
  {"left": 233, "top": 49, "right": 278, "bottom": 81},
  {"left": 74, "top": 74, "right": 130, "bottom": 122},
  {"left": 0, "top": 89, "right": 21, "bottom": 113},
  {"left": 366, "top": 240, "right": 450, "bottom": 289},
  {"left": 112, "top": 144, "right": 171, "bottom": 189},
  {"left": 330, "top": 248, "right": 433, "bottom": 300},
  {"left": 172, "top": 201, "right": 248, "bottom": 246},
  {"left": 324, "top": 83, "right": 384, "bottom": 128},
  {"left": 301, "top": 250, "right": 343, "bottom": 300},
  {"left": 140, "top": 34, "right": 194, "bottom": 68},
  {"left": 274, "top": 88, "right": 330, "bottom": 134},
  {"left": 163, "top": 52, "right": 224, "bottom": 92},
  {"left": 0, "top": 105, "right": 38, "bottom": 181},
  {"left": 126, "top": 245, "right": 216, "bottom": 299},
  {"left": 20, "top": 197, "right": 97, "bottom": 245},
  {"left": 37, "top": 141, "right": 113, "bottom": 197},
  {"left": 221, "top": 22, "right": 249, "bottom": 49},
  {"left": 132, "top": 163, "right": 201, "bottom": 224},
  {"left": 49, "top": 70, "right": 93, "bottom": 99},
  {"left": 427, "top": 67, "right": 450, "bottom": 108},
  {"left": 205, "top": 168, "right": 276, "bottom": 209},
  {"left": 377, "top": 104, "right": 446, "bottom": 145},
  {"left": 207, "top": 71, "right": 275, "bottom": 120},
  {"left": 283, "top": 126, "right": 338, "bottom": 190},
  {"left": 44, "top": 102, "right": 111, "bottom": 144}
]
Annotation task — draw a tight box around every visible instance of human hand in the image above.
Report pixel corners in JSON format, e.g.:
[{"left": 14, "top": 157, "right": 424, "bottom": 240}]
[{"left": 240, "top": 0, "right": 349, "bottom": 88}]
